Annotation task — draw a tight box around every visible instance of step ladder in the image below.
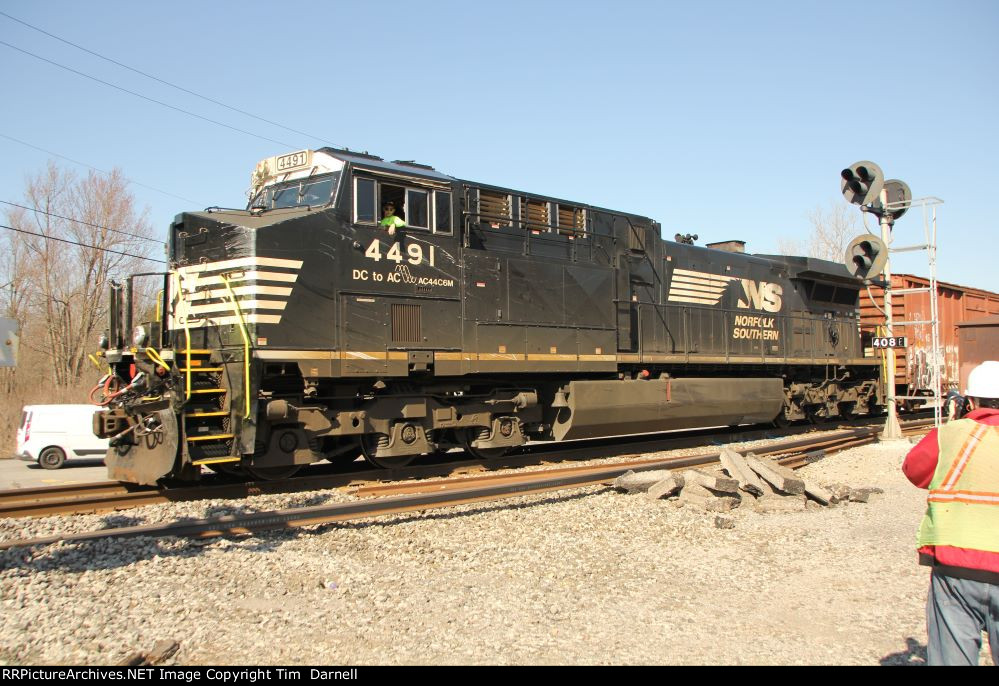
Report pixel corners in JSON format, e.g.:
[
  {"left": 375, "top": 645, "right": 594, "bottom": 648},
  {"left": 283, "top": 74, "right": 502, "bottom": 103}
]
[{"left": 178, "top": 349, "right": 239, "bottom": 466}]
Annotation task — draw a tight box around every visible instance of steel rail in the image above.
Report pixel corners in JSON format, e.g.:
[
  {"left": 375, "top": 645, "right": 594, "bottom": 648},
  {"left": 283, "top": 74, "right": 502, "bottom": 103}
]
[
  {"left": 356, "top": 419, "right": 931, "bottom": 499},
  {"left": 0, "top": 480, "right": 132, "bottom": 503},
  {"left": 352, "top": 430, "right": 886, "bottom": 499},
  {"left": 0, "top": 421, "right": 931, "bottom": 551},
  {"left": 0, "top": 417, "right": 934, "bottom": 520},
  {"left": 1, "top": 487, "right": 170, "bottom": 518}
]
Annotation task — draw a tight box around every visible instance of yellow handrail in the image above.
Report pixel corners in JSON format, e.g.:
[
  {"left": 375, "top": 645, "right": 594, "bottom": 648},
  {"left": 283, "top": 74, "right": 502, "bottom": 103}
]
[
  {"left": 183, "top": 324, "right": 192, "bottom": 399},
  {"left": 145, "top": 347, "right": 170, "bottom": 370},
  {"left": 220, "top": 273, "right": 252, "bottom": 420}
]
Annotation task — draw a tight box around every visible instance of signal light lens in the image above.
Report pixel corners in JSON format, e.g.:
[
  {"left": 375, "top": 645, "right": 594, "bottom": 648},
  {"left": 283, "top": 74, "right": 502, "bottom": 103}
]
[
  {"left": 852, "top": 240, "right": 876, "bottom": 270},
  {"left": 844, "top": 234, "right": 888, "bottom": 281},
  {"left": 841, "top": 161, "right": 884, "bottom": 207}
]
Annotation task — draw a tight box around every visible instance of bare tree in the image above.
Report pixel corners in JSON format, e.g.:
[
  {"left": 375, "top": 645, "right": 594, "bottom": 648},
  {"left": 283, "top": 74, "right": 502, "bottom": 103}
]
[
  {"left": 776, "top": 236, "right": 804, "bottom": 257},
  {"left": 806, "top": 201, "right": 861, "bottom": 262},
  {"left": 2, "top": 161, "right": 158, "bottom": 386},
  {"left": 0, "top": 213, "right": 34, "bottom": 395},
  {"left": 779, "top": 200, "right": 862, "bottom": 262},
  {"left": 0, "top": 208, "right": 34, "bottom": 325}
]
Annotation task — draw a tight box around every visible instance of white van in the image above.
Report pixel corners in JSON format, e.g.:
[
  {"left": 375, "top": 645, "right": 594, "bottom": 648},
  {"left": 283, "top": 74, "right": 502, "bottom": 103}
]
[{"left": 16, "top": 405, "right": 109, "bottom": 469}]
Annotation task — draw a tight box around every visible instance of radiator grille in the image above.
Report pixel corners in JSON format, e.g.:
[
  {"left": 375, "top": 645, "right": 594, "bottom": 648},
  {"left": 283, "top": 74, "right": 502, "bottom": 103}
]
[{"left": 391, "top": 304, "right": 422, "bottom": 343}]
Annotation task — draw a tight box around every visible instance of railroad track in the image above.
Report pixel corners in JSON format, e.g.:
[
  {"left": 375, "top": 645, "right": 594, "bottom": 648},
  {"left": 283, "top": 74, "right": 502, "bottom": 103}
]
[
  {"left": 0, "top": 418, "right": 933, "bottom": 551},
  {"left": 0, "top": 415, "right": 932, "bottom": 520}
]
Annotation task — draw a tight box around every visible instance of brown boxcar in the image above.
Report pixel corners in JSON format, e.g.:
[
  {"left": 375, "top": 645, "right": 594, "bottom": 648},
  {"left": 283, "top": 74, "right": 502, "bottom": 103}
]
[
  {"left": 956, "top": 315, "right": 999, "bottom": 394},
  {"left": 861, "top": 274, "right": 999, "bottom": 398}
]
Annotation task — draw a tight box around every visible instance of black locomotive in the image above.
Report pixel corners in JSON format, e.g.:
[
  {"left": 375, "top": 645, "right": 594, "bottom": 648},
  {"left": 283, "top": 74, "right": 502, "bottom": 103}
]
[{"left": 94, "top": 148, "right": 882, "bottom": 484}]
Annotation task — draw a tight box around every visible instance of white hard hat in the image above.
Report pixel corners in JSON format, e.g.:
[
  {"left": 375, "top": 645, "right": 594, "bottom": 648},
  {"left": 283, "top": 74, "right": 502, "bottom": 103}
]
[{"left": 966, "top": 361, "right": 999, "bottom": 399}]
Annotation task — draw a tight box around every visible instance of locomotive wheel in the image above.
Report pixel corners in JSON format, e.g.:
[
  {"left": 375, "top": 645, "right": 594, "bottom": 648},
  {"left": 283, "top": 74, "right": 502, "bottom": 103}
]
[
  {"left": 805, "top": 407, "right": 827, "bottom": 424},
  {"left": 360, "top": 433, "right": 417, "bottom": 470},
  {"left": 457, "top": 428, "right": 509, "bottom": 460},
  {"left": 245, "top": 464, "right": 301, "bottom": 481}
]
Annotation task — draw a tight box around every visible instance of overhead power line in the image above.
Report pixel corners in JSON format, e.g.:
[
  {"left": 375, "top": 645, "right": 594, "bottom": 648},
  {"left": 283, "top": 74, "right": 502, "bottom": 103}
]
[
  {"left": 0, "top": 39, "right": 297, "bottom": 149},
  {"left": 0, "top": 132, "right": 206, "bottom": 206},
  {"left": 0, "top": 200, "right": 163, "bottom": 244},
  {"left": 0, "top": 10, "right": 340, "bottom": 148},
  {"left": 0, "top": 222, "right": 166, "bottom": 263}
]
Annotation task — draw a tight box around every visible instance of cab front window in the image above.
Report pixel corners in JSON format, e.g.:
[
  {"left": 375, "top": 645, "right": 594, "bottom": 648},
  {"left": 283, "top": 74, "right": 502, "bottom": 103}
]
[{"left": 250, "top": 172, "right": 340, "bottom": 210}]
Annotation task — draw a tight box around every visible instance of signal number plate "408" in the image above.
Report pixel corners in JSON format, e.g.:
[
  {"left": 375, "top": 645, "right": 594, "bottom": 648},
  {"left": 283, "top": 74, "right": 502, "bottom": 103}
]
[{"left": 872, "top": 336, "right": 907, "bottom": 348}]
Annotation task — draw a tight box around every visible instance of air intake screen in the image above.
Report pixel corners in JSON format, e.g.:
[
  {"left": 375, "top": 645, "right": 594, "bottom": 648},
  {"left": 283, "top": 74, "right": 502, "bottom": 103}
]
[
  {"left": 479, "top": 190, "right": 511, "bottom": 227},
  {"left": 557, "top": 205, "right": 585, "bottom": 235},
  {"left": 524, "top": 199, "right": 550, "bottom": 231},
  {"left": 391, "top": 304, "right": 422, "bottom": 343}
]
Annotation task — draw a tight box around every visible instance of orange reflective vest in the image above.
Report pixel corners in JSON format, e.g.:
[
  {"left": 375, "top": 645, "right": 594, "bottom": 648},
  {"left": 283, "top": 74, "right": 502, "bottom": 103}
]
[{"left": 917, "top": 418, "right": 999, "bottom": 553}]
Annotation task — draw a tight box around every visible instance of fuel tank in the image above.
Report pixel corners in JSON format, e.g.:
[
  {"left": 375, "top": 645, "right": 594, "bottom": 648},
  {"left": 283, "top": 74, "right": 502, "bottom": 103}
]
[{"left": 551, "top": 377, "right": 784, "bottom": 441}]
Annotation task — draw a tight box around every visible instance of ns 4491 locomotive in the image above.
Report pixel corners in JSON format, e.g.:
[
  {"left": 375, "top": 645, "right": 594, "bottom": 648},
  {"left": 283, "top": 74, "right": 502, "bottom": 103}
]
[{"left": 93, "top": 148, "right": 883, "bottom": 484}]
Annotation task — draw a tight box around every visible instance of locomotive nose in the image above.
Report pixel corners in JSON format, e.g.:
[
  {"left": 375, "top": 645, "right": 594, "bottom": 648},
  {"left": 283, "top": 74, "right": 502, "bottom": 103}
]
[{"left": 170, "top": 211, "right": 248, "bottom": 266}]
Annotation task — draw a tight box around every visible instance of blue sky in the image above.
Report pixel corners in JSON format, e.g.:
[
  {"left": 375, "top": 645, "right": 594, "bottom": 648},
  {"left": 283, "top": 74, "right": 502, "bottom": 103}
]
[{"left": 1, "top": 1, "right": 996, "bottom": 290}]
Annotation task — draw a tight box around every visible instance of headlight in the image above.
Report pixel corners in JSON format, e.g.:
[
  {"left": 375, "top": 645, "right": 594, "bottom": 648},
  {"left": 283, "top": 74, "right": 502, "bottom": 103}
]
[
  {"left": 132, "top": 325, "right": 148, "bottom": 348},
  {"left": 98, "top": 333, "right": 109, "bottom": 350}
]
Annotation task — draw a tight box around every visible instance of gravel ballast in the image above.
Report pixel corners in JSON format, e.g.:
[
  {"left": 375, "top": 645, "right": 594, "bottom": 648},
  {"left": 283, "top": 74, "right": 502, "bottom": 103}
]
[{"left": 0, "top": 437, "right": 986, "bottom": 665}]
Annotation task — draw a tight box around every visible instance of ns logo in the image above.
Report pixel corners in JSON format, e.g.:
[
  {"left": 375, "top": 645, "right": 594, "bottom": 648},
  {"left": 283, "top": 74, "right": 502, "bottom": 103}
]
[{"left": 737, "top": 280, "right": 783, "bottom": 313}]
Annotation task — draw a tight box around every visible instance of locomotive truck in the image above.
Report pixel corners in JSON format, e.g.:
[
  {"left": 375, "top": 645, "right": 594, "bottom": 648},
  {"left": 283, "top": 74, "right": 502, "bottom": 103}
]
[{"left": 93, "top": 148, "right": 882, "bottom": 484}]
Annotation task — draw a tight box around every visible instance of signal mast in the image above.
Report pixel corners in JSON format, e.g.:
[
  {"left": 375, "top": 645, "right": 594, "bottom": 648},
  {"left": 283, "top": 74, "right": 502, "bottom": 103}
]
[{"left": 841, "top": 161, "right": 912, "bottom": 439}]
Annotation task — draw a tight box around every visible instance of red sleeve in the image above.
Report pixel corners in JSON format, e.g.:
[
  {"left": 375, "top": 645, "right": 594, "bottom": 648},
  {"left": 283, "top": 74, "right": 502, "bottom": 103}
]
[{"left": 902, "top": 428, "right": 939, "bottom": 489}]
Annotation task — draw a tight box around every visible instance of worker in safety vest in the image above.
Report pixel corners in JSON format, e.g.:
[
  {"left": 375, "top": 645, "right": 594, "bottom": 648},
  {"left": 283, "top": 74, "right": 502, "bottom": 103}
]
[
  {"left": 380, "top": 201, "right": 406, "bottom": 237},
  {"left": 903, "top": 360, "right": 999, "bottom": 665}
]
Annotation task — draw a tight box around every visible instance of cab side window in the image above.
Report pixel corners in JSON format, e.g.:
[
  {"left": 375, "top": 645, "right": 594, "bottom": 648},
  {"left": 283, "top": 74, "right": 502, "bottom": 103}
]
[
  {"left": 380, "top": 184, "right": 406, "bottom": 222},
  {"left": 406, "top": 189, "right": 428, "bottom": 229},
  {"left": 434, "top": 191, "right": 452, "bottom": 234},
  {"left": 355, "top": 175, "right": 449, "bottom": 232},
  {"left": 355, "top": 178, "right": 376, "bottom": 223}
]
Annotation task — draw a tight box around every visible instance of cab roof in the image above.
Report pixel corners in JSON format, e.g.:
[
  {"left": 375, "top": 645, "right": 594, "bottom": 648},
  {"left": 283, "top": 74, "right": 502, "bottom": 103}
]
[
  {"left": 317, "top": 147, "right": 455, "bottom": 183},
  {"left": 317, "top": 147, "right": 657, "bottom": 224}
]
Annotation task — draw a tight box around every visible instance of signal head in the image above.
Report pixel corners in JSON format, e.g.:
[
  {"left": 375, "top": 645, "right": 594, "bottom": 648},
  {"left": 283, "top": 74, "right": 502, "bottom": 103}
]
[
  {"left": 870, "top": 179, "right": 912, "bottom": 221},
  {"left": 841, "top": 160, "right": 885, "bottom": 207},
  {"left": 844, "top": 234, "right": 889, "bottom": 281}
]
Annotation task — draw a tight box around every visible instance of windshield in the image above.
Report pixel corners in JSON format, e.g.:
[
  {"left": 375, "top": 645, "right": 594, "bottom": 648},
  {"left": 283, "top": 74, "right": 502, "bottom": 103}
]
[{"left": 249, "top": 171, "right": 340, "bottom": 210}]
